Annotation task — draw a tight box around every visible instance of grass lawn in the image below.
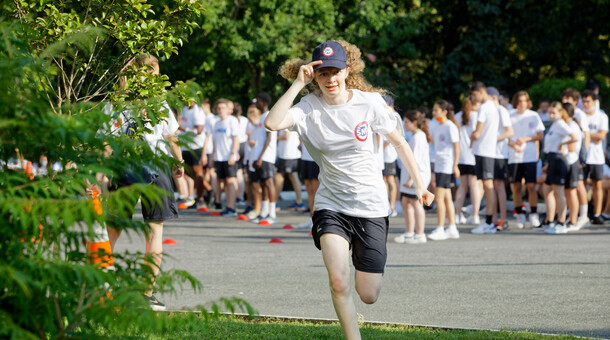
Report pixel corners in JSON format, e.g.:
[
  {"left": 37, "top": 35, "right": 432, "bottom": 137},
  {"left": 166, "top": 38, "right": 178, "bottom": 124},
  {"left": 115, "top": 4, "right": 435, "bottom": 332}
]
[{"left": 145, "top": 314, "right": 580, "bottom": 339}]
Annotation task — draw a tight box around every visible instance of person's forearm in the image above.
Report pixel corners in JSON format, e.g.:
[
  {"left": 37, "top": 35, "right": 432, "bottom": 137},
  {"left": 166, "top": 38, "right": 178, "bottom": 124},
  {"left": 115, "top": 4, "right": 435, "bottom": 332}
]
[
  {"left": 265, "top": 80, "right": 304, "bottom": 131},
  {"left": 165, "top": 133, "right": 184, "bottom": 162}
]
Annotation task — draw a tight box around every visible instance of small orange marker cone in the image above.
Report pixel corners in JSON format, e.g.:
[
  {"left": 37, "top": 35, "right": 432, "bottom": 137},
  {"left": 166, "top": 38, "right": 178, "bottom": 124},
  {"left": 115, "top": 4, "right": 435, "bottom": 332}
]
[
  {"left": 269, "top": 238, "right": 283, "bottom": 243},
  {"left": 210, "top": 211, "right": 221, "bottom": 216},
  {"left": 258, "top": 220, "right": 271, "bottom": 226},
  {"left": 237, "top": 214, "right": 248, "bottom": 220},
  {"left": 197, "top": 206, "right": 209, "bottom": 212},
  {"left": 309, "top": 232, "right": 313, "bottom": 237},
  {"left": 282, "top": 224, "right": 294, "bottom": 229},
  {"left": 163, "top": 238, "right": 178, "bottom": 245}
]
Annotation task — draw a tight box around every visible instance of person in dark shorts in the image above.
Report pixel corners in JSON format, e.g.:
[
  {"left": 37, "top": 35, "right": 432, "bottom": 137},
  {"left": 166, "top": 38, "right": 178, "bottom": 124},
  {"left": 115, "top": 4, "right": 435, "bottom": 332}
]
[{"left": 265, "top": 40, "right": 434, "bottom": 339}]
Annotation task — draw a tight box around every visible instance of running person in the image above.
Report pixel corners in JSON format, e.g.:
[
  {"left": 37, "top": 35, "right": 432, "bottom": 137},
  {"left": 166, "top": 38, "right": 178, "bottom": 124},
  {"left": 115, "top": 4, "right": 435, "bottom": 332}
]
[{"left": 265, "top": 40, "right": 433, "bottom": 340}]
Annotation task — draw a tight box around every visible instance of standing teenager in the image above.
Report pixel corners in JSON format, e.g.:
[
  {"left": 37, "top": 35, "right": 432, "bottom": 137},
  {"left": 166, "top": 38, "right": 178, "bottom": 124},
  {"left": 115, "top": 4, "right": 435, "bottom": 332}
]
[{"left": 265, "top": 40, "right": 433, "bottom": 340}]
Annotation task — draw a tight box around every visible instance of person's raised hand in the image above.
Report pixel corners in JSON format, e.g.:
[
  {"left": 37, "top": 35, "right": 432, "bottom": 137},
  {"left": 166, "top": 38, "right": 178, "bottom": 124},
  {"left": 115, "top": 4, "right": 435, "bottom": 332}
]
[{"left": 297, "top": 60, "right": 323, "bottom": 85}]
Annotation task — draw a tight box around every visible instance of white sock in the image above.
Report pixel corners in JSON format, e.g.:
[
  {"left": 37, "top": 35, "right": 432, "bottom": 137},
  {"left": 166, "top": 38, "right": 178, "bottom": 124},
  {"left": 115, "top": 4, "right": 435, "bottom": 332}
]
[
  {"left": 447, "top": 224, "right": 457, "bottom": 230},
  {"left": 261, "top": 200, "right": 269, "bottom": 217},
  {"left": 269, "top": 202, "right": 276, "bottom": 218},
  {"left": 404, "top": 232, "right": 414, "bottom": 238},
  {"left": 580, "top": 205, "right": 588, "bottom": 218},
  {"left": 435, "top": 226, "right": 444, "bottom": 232}
]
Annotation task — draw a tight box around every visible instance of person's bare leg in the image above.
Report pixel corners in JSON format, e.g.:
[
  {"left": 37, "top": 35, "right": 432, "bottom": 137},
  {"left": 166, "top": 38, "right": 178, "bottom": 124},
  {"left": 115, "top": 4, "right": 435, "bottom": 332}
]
[
  {"left": 545, "top": 185, "right": 556, "bottom": 223},
  {"left": 402, "top": 196, "right": 414, "bottom": 233},
  {"left": 592, "top": 180, "right": 603, "bottom": 216},
  {"left": 193, "top": 165, "right": 204, "bottom": 200},
  {"left": 553, "top": 184, "right": 567, "bottom": 223},
  {"left": 320, "top": 233, "right": 361, "bottom": 340},
  {"left": 355, "top": 270, "right": 382, "bottom": 304},
  {"left": 527, "top": 182, "right": 537, "bottom": 212},
  {"left": 144, "top": 221, "right": 163, "bottom": 296},
  {"left": 444, "top": 188, "right": 455, "bottom": 225},
  {"left": 483, "top": 179, "right": 496, "bottom": 220},
  {"left": 454, "top": 175, "right": 468, "bottom": 214},
  {"left": 289, "top": 172, "right": 303, "bottom": 204},
  {"left": 471, "top": 177, "right": 482, "bottom": 216},
  {"left": 385, "top": 175, "right": 397, "bottom": 211},
  {"left": 412, "top": 197, "right": 426, "bottom": 235},
  {"left": 511, "top": 182, "right": 523, "bottom": 212},
  {"left": 493, "top": 179, "right": 507, "bottom": 222},
  {"left": 251, "top": 181, "right": 262, "bottom": 214},
  {"left": 274, "top": 172, "right": 284, "bottom": 203},
  {"left": 435, "top": 188, "right": 446, "bottom": 227},
  {"left": 236, "top": 168, "right": 245, "bottom": 201},
  {"left": 225, "top": 178, "right": 237, "bottom": 209},
  {"left": 565, "top": 187, "right": 578, "bottom": 224}
]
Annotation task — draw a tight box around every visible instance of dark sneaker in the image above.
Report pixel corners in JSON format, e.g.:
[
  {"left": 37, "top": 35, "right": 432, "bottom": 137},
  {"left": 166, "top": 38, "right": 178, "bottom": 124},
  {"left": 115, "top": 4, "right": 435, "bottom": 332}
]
[
  {"left": 221, "top": 208, "right": 237, "bottom": 217},
  {"left": 592, "top": 215, "right": 605, "bottom": 225},
  {"left": 242, "top": 205, "right": 254, "bottom": 214},
  {"left": 146, "top": 294, "right": 166, "bottom": 311},
  {"left": 214, "top": 202, "right": 222, "bottom": 210}
]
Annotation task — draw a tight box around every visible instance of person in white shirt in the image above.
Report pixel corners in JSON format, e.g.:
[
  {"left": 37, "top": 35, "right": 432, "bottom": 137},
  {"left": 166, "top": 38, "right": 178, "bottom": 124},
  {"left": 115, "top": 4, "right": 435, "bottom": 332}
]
[
  {"left": 537, "top": 98, "right": 551, "bottom": 122},
  {"left": 265, "top": 40, "right": 433, "bottom": 340},
  {"left": 507, "top": 91, "right": 545, "bottom": 229},
  {"left": 488, "top": 87, "right": 514, "bottom": 230},
  {"left": 394, "top": 110, "right": 431, "bottom": 244},
  {"left": 381, "top": 95, "right": 399, "bottom": 217},
  {"left": 428, "top": 100, "right": 460, "bottom": 241},
  {"left": 201, "top": 109, "right": 219, "bottom": 211},
  {"left": 275, "top": 128, "right": 305, "bottom": 211},
  {"left": 211, "top": 98, "right": 240, "bottom": 217},
  {"left": 454, "top": 97, "right": 482, "bottom": 225},
  {"left": 233, "top": 102, "right": 248, "bottom": 206},
  {"left": 469, "top": 82, "right": 499, "bottom": 234},
  {"left": 177, "top": 99, "right": 206, "bottom": 209},
  {"left": 582, "top": 89, "right": 609, "bottom": 225},
  {"left": 562, "top": 88, "right": 590, "bottom": 227},
  {"left": 541, "top": 104, "right": 579, "bottom": 234},
  {"left": 244, "top": 105, "right": 263, "bottom": 219}
]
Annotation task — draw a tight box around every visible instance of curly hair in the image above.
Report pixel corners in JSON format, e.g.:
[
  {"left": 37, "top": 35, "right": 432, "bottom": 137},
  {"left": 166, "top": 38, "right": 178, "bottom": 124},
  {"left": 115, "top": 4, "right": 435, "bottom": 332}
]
[{"left": 278, "top": 40, "right": 385, "bottom": 95}]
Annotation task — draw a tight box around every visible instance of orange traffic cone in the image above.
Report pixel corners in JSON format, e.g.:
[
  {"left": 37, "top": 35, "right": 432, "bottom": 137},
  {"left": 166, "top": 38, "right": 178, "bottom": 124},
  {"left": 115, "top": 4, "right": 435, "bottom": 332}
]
[{"left": 86, "top": 190, "right": 115, "bottom": 271}]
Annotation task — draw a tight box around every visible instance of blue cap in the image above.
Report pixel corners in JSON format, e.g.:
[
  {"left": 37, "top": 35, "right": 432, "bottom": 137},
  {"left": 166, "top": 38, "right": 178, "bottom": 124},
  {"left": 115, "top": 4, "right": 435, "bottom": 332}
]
[
  {"left": 312, "top": 41, "right": 347, "bottom": 71},
  {"left": 486, "top": 87, "right": 500, "bottom": 96}
]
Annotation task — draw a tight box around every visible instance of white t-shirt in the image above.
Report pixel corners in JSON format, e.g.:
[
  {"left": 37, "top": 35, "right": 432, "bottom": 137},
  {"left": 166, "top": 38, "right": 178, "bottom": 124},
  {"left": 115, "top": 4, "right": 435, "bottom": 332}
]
[
  {"left": 401, "top": 130, "right": 431, "bottom": 195},
  {"left": 543, "top": 119, "right": 572, "bottom": 155},
  {"left": 431, "top": 120, "right": 459, "bottom": 174},
  {"left": 212, "top": 116, "right": 240, "bottom": 162},
  {"left": 383, "top": 135, "right": 398, "bottom": 163},
  {"left": 496, "top": 105, "right": 512, "bottom": 159},
  {"left": 245, "top": 121, "right": 255, "bottom": 165},
  {"left": 566, "top": 120, "right": 582, "bottom": 165},
  {"left": 204, "top": 114, "right": 219, "bottom": 154},
  {"left": 472, "top": 100, "right": 499, "bottom": 158},
  {"left": 237, "top": 115, "right": 249, "bottom": 144},
  {"left": 288, "top": 90, "right": 402, "bottom": 218},
  {"left": 455, "top": 110, "right": 477, "bottom": 166},
  {"left": 179, "top": 104, "right": 206, "bottom": 150},
  {"left": 428, "top": 118, "right": 438, "bottom": 163},
  {"left": 573, "top": 108, "right": 589, "bottom": 133},
  {"left": 585, "top": 110, "right": 609, "bottom": 165},
  {"left": 250, "top": 112, "right": 277, "bottom": 169},
  {"left": 277, "top": 129, "right": 302, "bottom": 160},
  {"left": 508, "top": 109, "right": 545, "bottom": 164}
]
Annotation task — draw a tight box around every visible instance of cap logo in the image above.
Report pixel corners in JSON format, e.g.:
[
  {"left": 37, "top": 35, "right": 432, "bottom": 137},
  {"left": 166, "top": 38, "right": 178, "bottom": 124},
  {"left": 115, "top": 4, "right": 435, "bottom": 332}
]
[
  {"left": 322, "top": 47, "right": 334, "bottom": 57},
  {"left": 354, "top": 121, "right": 369, "bottom": 142}
]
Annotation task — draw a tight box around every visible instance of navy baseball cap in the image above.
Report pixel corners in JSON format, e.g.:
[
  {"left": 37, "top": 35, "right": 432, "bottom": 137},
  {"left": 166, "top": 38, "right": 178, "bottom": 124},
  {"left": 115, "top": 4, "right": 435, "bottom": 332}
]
[
  {"left": 486, "top": 87, "right": 500, "bottom": 96},
  {"left": 312, "top": 41, "right": 347, "bottom": 71}
]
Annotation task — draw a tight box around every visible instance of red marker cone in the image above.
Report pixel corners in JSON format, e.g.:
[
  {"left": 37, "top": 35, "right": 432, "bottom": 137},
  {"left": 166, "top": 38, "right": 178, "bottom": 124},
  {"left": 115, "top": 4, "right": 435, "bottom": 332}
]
[
  {"left": 258, "top": 220, "right": 271, "bottom": 226},
  {"left": 237, "top": 214, "right": 248, "bottom": 220},
  {"left": 282, "top": 224, "right": 294, "bottom": 230},
  {"left": 269, "top": 238, "right": 283, "bottom": 243},
  {"left": 309, "top": 232, "right": 313, "bottom": 237},
  {"left": 210, "top": 211, "right": 221, "bottom": 216},
  {"left": 197, "top": 206, "right": 209, "bottom": 212},
  {"left": 163, "top": 238, "right": 178, "bottom": 245}
]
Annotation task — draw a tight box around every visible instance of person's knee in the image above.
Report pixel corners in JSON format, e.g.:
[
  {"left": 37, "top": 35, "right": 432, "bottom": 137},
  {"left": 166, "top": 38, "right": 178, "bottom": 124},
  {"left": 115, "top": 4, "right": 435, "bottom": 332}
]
[
  {"left": 328, "top": 272, "right": 350, "bottom": 298},
  {"left": 355, "top": 284, "right": 380, "bottom": 304}
]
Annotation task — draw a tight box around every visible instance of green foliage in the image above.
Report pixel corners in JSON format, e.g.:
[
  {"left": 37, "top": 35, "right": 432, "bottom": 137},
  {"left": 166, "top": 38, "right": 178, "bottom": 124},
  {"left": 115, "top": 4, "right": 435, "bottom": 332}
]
[{"left": 0, "top": 8, "right": 253, "bottom": 340}]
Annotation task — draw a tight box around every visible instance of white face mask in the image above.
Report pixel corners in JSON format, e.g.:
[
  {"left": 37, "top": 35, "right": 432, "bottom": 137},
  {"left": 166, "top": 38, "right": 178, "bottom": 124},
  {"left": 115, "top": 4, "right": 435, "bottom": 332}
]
[{"left": 39, "top": 160, "right": 48, "bottom": 167}]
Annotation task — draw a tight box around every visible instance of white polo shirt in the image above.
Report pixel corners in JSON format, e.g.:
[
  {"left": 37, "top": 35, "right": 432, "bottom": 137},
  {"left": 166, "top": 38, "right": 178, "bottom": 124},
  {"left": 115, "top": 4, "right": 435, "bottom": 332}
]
[
  {"left": 508, "top": 109, "right": 545, "bottom": 164},
  {"left": 288, "top": 90, "right": 402, "bottom": 218},
  {"left": 401, "top": 130, "right": 430, "bottom": 195},
  {"left": 496, "top": 105, "right": 512, "bottom": 159},
  {"left": 431, "top": 120, "right": 459, "bottom": 174},
  {"left": 179, "top": 104, "right": 206, "bottom": 150},
  {"left": 585, "top": 110, "right": 609, "bottom": 165},
  {"left": 472, "top": 100, "right": 499, "bottom": 158},
  {"left": 455, "top": 110, "right": 477, "bottom": 166},
  {"left": 212, "top": 115, "right": 240, "bottom": 162}
]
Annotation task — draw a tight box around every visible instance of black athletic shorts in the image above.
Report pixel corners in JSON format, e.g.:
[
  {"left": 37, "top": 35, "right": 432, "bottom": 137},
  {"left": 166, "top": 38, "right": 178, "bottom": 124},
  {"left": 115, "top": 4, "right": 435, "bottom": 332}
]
[
  {"left": 382, "top": 161, "right": 397, "bottom": 176},
  {"left": 458, "top": 164, "right": 476, "bottom": 176},
  {"left": 300, "top": 160, "right": 320, "bottom": 180},
  {"left": 182, "top": 148, "right": 203, "bottom": 167},
  {"left": 435, "top": 172, "right": 455, "bottom": 188},
  {"left": 475, "top": 155, "right": 495, "bottom": 180},
  {"left": 215, "top": 161, "right": 237, "bottom": 179},
  {"left": 545, "top": 153, "right": 568, "bottom": 186},
  {"left": 584, "top": 164, "right": 603, "bottom": 181},
  {"left": 494, "top": 158, "right": 508, "bottom": 180},
  {"left": 250, "top": 161, "right": 275, "bottom": 182},
  {"left": 276, "top": 158, "right": 299, "bottom": 174},
  {"left": 312, "top": 209, "right": 389, "bottom": 274},
  {"left": 508, "top": 162, "right": 537, "bottom": 183},
  {"left": 566, "top": 161, "right": 583, "bottom": 189},
  {"left": 108, "top": 165, "right": 178, "bottom": 222},
  {"left": 401, "top": 192, "right": 418, "bottom": 200}
]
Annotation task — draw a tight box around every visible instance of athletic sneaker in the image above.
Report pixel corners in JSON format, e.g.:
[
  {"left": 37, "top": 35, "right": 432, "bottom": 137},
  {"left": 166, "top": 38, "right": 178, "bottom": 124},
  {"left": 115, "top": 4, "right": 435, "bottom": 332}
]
[
  {"left": 472, "top": 222, "right": 495, "bottom": 234},
  {"left": 591, "top": 215, "right": 605, "bottom": 225},
  {"left": 394, "top": 232, "right": 414, "bottom": 244},
  {"left": 576, "top": 216, "right": 590, "bottom": 229},
  {"left": 495, "top": 220, "right": 508, "bottom": 231},
  {"left": 428, "top": 227, "right": 448, "bottom": 241},
  {"left": 601, "top": 213, "right": 610, "bottom": 221},
  {"left": 251, "top": 215, "right": 267, "bottom": 223},
  {"left": 566, "top": 222, "right": 580, "bottom": 232},
  {"left": 146, "top": 294, "right": 166, "bottom": 311},
  {"left": 544, "top": 223, "right": 568, "bottom": 234},
  {"left": 221, "top": 208, "right": 237, "bottom": 217},
  {"left": 260, "top": 216, "right": 277, "bottom": 225},
  {"left": 246, "top": 210, "right": 259, "bottom": 220},
  {"left": 298, "top": 219, "right": 313, "bottom": 229},
  {"left": 242, "top": 205, "right": 254, "bottom": 215},
  {"left": 456, "top": 214, "right": 467, "bottom": 225},
  {"left": 405, "top": 234, "right": 427, "bottom": 244},
  {"left": 288, "top": 202, "right": 307, "bottom": 212},
  {"left": 515, "top": 214, "right": 526, "bottom": 229},
  {"left": 177, "top": 198, "right": 195, "bottom": 210},
  {"left": 465, "top": 215, "right": 480, "bottom": 225},
  {"left": 446, "top": 226, "right": 460, "bottom": 239},
  {"left": 390, "top": 209, "right": 398, "bottom": 218},
  {"left": 196, "top": 201, "right": 209, "bottom": 212},
  {"left": 214, "top": 202, "right": 222, "bottom": 210},
  {"left": 529, "top": 213, "right": 541, "bottom": 228},
  {"left": 534, "top": 221, "right": 552, "bottom": 231}
]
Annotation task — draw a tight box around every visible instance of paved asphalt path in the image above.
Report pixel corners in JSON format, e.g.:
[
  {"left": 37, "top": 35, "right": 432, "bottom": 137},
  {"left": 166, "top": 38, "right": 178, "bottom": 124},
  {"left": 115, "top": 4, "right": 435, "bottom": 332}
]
[{"left": 115, "top": 200, "right": 610, "bottom": 338}]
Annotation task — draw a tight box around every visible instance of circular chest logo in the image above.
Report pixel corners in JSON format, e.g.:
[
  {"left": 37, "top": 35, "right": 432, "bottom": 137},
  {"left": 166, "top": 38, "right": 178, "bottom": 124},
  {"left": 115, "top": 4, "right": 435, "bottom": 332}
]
[
  {"left": 354, "top": 121, "right": 369, "bottom": 142},
  {"left": 322, "top": 47, "right": 334, "bottom": 57},
  {"left": 439, "top": 134, "right": 446, "bottom": 142}
]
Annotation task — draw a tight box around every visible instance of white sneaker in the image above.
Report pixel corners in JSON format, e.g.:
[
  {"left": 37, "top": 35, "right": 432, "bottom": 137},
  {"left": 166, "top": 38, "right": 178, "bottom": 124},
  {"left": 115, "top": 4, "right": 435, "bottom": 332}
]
[
  {"left": 390, "top": 209, "right": 398, "bottom": 218},
  {"left": 514, "top": 214, "right": 525, "bottom": 229},
  {"left": 544, "top": 224, "right": 568, "bottom": 234},
  {"left": 428, "top": 227, "right": 448, "bottom": 241},
  {"left": 465, "top": 215, "right": 480, "bottom": 225},
  {"left": 446, "top": 226, "right": 460, "bottom": 239},
  {"left": 462, "top": 204, "right": 473, "bottom": 215},
  {"left": 576, "top": 216, "right": 590, "bottom": 229},
  {"left": 456, "top": 214, "right": 467, "bottom": 225},
  {"left": 261, "top": 216, "right": 277, "bottom": 225},
  {"left": 472, "top": 222, "right": 495, "bottom": 234},
  {"left": 394, "top": 232, "right": 414, "bottom": 244},
  {"left": 405, "top": 234, "right": 427, "bottom": 244},
  {"left": 566, "top": 222, "right": 581, "bottom": 232},
  {"left": 298, "top": 219, "right": 313, "bottom": 229},
  {"left": 529, "top": 213, "right": 541, "bottom": 228}
]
